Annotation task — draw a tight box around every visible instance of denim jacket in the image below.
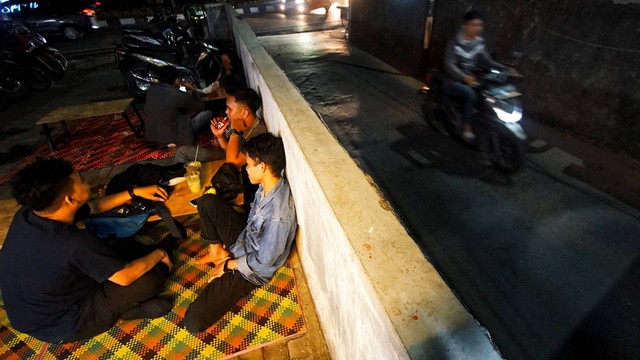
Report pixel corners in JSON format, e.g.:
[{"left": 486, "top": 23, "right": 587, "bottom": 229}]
[{"left": 230, "top": 178, "right": 297, "bottom": 285}]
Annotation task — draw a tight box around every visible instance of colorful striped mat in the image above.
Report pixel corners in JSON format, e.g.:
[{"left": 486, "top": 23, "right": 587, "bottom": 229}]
[{"left": 0, "top": 216, "right": 306, "bottom": 359}]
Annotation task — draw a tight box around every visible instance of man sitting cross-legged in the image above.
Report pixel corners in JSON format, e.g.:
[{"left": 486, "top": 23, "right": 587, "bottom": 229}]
[
  {"left": 0, "top": 159, "right": 174, "bottom": 343},
  {"left": 183, "top": 133, "right": 297, "bottom": 332}
]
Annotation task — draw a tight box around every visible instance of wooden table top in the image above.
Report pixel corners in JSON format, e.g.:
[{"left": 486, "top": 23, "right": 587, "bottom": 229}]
[
  {"left": 37, "top": 98, "right": 135, "bottom": 125},
  {"left": 149, "top": 160, "right": 243, "bottom": 221}
]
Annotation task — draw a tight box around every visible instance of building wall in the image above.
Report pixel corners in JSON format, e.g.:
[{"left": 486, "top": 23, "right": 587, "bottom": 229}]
[
  {"left": 226, "top": 5, "right": 502, "bottom": 360},
  {"left": 351, "top": 0, "right": 640, "bottom": 158},
  {"left": 349, "top": 0, "right": 431, "bottom": 77}
]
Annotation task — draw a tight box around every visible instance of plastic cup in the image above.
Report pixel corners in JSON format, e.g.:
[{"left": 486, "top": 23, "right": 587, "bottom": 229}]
[
  {"left": 185, "top": 161, "right": 202, "bottom": 175},
  {"left": 186, "top": 171, "right": 201, "bottom": 193}
]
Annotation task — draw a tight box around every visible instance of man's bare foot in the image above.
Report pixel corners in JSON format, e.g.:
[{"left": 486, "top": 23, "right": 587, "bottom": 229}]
[{"left": 195, "top": 244, "right": 230, "bottom": 266}]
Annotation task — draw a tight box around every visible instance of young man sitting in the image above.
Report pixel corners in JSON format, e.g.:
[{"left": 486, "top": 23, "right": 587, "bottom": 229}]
[
  {"left": 174, "top": 87, "right": 268, "bottom": 164},
  {"left": 183, "top": 133, "right": 297, "bottom": 332},
  {"left": 0, "top": 159, "right": 174, "bottom": 343}
]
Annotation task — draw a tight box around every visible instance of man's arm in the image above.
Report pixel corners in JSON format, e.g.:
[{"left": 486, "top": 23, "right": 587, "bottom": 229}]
[
  {"left": 109, "top": 249, "right": 172, "bottom": 286},
  {"left": 88, "top": 185, "right": 168, "bottom": 215},
  {"left": 235, "top": 219, "right": 294, "bottom": 281},
  {"left": 225, "top": 132, "right": 246, "bottom": 167},
  {"left": 182, "top": 81, "right": 206, "bottom": 113},
  {"left": 444, "top": 40, "right": 467, "bottom": 83}
]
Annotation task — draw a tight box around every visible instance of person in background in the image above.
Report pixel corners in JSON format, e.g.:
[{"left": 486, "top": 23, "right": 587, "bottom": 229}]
[
  {"left": 183, "top": 133, "right": 297, "bottom": 332},
  {"left": 443, "top": 9, "right": 510, "bottom": 141},
  {"left": 0, "top": 159, "right": 173, "bottom": 343},
  {"left": 144, "top": 65, "right": 212, "bottom": 146}
]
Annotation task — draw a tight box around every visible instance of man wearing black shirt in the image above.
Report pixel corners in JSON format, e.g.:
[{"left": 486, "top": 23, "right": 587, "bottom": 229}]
[{"left": 0, "top": 159, "right": 173, "bottom": 343}]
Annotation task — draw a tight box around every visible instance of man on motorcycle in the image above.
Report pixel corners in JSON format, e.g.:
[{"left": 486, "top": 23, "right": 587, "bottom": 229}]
[
  {"left": 443, "top": 9, "right": 507, "bottom": 142},
  {"left": 144, "top": 65, "right": 212, "bottom": 146}
]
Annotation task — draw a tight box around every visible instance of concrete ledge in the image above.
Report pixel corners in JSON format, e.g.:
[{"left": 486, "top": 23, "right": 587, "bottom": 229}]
[{"left": 225, "top": 5, "right": 503, "bottom": 359}]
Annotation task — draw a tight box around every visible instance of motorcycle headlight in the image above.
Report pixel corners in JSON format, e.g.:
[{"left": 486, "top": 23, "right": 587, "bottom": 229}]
[{"left": 487, "top": 97, "right": 522, "bottom": 123}]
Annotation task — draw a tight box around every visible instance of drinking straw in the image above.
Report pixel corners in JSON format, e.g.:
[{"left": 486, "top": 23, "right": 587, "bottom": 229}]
[{"left": 194, "top": 145, "right": 199, "bottom": 162}]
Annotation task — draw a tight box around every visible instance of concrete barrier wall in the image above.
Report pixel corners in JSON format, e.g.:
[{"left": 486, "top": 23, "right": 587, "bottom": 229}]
[{"left": 227, "top": 6, "right": 502, "bottom": 360}]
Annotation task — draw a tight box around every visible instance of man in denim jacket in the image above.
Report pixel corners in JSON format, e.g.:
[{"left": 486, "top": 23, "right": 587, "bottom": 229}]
[{"left": 184, "top": 133, "right": 297, "bottom": 332}]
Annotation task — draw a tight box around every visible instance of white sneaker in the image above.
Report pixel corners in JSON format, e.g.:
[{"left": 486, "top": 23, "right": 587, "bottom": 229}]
[{"left": 462, "top": 130, "right": 476, "bottom": 142}]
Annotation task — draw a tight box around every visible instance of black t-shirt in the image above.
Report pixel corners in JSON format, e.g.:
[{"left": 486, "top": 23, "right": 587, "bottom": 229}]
[{"left": 0, "top": 205, "right": 126, "bottom": 342}]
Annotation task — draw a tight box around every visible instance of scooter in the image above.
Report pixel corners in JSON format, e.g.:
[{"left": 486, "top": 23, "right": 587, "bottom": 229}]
[
  {"left": 1, "top": 22, "right": 67, "bottom": 80},
  {"left": 115, "top": 37, "right": 222, "bottom": 98},
  {"left": 422, "top": 68, "right": 526, "bottom": 173}
]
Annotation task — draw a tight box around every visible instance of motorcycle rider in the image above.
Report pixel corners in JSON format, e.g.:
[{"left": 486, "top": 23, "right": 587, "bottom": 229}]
[{"left": 443, "top": 9, "right": 509, "bottom": 141}]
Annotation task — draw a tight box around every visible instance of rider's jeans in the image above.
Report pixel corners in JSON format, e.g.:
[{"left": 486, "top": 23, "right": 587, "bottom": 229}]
[{"left": 443, "top": 80, "right": 477, "bottom": 126}]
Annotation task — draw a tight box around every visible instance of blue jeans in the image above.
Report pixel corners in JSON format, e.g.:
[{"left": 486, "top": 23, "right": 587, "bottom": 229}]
[
  {"left": 191, "top": 110, "right": 213, "bottom": 137},
  {"left": 443, "top": 80, "right": 477, "bottom": 126}
]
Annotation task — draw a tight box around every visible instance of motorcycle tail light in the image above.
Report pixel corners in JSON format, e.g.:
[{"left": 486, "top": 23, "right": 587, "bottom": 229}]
[{"left": 81, "top": 8, "right": 96, "bottom": 16}]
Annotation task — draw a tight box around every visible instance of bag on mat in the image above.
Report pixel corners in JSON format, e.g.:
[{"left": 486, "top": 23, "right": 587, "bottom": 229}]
[
  {"left": 85, "top": 163, "right": 186, "bottom": 239},
  {"left": 210, "top": 163, "right": 244, "bottom": 202}
]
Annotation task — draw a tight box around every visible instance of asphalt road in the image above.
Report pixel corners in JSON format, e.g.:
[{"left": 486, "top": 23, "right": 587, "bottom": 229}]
[{"left": 257, "top": 30, "right": 640, "bottom": 360}]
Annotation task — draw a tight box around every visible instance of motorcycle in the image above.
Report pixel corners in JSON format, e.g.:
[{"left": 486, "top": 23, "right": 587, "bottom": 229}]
[
  {"left": 422, "top": 68, "right": 526, "bottom": 173},
  {"left": 0, "top": 56, "right": 54, "bottom": 92},
  {"left": 115, "top": 33, "right": 222, "bottom": 98},
  {"left": 0, "top": 21, "right": 67, "bottom": 80}
]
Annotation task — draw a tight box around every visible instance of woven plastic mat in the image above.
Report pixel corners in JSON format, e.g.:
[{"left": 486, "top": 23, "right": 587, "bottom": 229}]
[{"left": 0, "top": 215, "right": 306, "bottom": 359}]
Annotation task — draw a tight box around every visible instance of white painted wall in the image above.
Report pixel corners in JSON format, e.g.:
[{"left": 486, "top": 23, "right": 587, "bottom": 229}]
[{"left": 227, "top": 6, "right": 503, "bottom": 360}]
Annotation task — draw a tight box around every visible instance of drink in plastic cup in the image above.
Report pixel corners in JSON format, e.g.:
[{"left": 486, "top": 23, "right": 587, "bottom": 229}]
[
  {"left": 186, "top": 171, "right": 201, "bottom": 193},
  {"left": 185, "top": 161, "right": 202, "bottom": 175}
]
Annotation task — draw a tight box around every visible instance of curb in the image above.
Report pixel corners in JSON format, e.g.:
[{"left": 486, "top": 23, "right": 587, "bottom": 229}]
[
  {"left": 95, "top": 14, "right": 186, "bottom": 28},
  {"left": 234, "top": 1, "right": 286, "bottom": 15}
]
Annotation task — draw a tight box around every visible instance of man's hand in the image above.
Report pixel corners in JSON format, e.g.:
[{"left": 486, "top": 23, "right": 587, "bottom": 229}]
[
  {"left": 464, "top": 74, "right": 479, "bottom": 87},
  {"left": 133, "top": 185, "right": 168, "bottom": 202},
  {"left": 207, "top": 258, "right": 229, "bottom": 283},
  {"left": 210, "top": 119, "right": 228, "bottom": 138},
  {"left": 181, "top": 80, "right": 196, "bottom": 92}
]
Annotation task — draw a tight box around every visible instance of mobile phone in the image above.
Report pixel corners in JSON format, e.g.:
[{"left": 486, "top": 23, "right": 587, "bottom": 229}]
[{"left": 189, "top": 198, "right": 198, "bottom": 207}]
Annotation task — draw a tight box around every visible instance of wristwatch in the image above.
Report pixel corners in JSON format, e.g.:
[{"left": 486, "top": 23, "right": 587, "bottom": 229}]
[
  {"left": 128, "top": 187, "right": 136, "bottom": 199},
  {"left": 229, "top": 128, "right": 243, "bottom": 137}
]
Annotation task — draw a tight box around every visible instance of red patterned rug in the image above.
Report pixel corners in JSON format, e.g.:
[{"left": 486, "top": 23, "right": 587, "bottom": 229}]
[{"left": 0, "top": 112, "right": 177, "bottom": 185}]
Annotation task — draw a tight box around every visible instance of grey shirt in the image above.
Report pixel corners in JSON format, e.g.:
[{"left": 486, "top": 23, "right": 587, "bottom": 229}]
[
  {"left": 444, "top": 31, "right": 505, "bottom": 83},
  {"left": 144, "top": 83, "right": 205, "bottom": 145}
]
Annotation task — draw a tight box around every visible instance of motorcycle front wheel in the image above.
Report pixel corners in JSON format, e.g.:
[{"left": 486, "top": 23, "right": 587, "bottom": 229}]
[
  {"left": 24, "top": 68, "right": 53, "bottom": 91},
  {"left": 126, "top": 64, "right": 154, "bottom": 99},
  {"left": 489, "top": 125, "right": 525, "bottom": 174}
]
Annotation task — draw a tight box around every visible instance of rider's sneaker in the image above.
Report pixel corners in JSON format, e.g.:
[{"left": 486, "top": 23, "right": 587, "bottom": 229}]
[{"left": 462, "top": 130, "right": 476, "bottom": 142}]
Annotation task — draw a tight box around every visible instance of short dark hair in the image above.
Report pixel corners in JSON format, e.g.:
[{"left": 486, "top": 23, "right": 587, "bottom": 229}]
[
  {"left": 11, "top": 158, "right": 75, "bottom": 211},
  {"left": 243, "top": 133, "right": 286, "bottom": 177},
  {"left": 463, "top": 9, "right": 482, "bottom": 23},
  {"left": 233, "top": 87, "right": 261, "bottom": 115},
  {"left": 220, "top": 75, "right": 241, "bottom": 97},
  {"left": 157, "top": 65, "right": 179, "bottom": 85}
]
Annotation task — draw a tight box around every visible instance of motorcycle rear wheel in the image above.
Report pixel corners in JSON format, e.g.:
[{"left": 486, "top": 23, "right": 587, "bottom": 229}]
[
  {"left": 0, "top": 76, "right": 30, "bottom": 101},
  {"left": 489, "top": 126, "right": 525, "bottom": 174},
  {"left": 0, "top": 90, "right": 8, "bottom": 112},
  {"left": 25, "top": 68, "right": 53, "bottom": 91}
]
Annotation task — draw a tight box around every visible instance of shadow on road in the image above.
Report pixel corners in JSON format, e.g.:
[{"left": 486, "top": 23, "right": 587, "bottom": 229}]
[{"left": 390, "top": 122, "right": 515, "bottom": 187}]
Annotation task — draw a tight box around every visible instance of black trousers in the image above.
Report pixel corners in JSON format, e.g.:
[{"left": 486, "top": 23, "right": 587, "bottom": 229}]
[
  {"left": 62, "top": 240, "right": 169, "bottom": 343},
  {"left": 183, "top": 194, "right": 257, "bottom": 333}
]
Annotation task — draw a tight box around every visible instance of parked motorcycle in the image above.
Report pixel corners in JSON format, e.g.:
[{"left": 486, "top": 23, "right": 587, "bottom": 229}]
[
  {"left": 115, "top": 28, "right": 222, "bottom": 98},
  {"left": 0, "top": 21, "right": 67, "bottom": 80},
  {"left": 0, "top": 56, "right": 53, "bottom": 92},
  {"left": 422, "top": 68, "right": 526, "bottom": 173}
]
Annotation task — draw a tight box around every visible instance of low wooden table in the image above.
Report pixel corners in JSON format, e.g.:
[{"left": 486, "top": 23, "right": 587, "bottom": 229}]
[
  {"left": 36, "top": 98, "right": 144, "bottom": 151},
  {"left": 149, "top": 160, "right": 243, "bottom": 221}
]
